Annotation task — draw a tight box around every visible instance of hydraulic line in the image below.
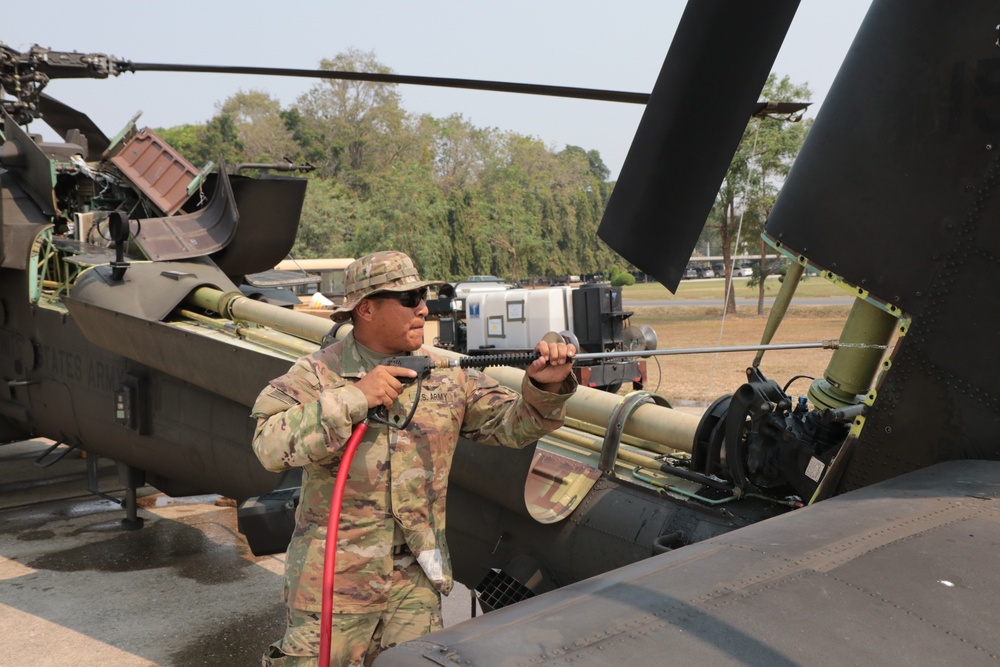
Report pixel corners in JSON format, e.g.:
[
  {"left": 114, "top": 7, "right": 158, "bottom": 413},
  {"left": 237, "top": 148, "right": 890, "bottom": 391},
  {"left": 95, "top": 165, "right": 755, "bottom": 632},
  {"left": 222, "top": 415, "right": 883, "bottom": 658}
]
[{"left": 319, "top": 419, "right": 369, "bottom": 667}]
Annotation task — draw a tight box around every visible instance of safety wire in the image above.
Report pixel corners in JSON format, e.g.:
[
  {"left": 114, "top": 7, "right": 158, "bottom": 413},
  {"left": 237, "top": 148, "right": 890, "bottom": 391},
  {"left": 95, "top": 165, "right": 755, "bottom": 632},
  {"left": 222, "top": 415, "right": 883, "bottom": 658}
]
[{"left": 707, "top": 116, "right": 763, "bottom": 398}]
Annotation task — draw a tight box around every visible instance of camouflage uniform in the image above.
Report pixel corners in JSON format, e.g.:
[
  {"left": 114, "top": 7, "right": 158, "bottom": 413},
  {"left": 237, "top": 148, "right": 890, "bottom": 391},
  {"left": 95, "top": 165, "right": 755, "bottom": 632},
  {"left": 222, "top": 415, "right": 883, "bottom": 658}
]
[
  {"left": 251, "top": 251, "right": 575, "bottom": 666},
  {"left": 265, "top": 554, "right": 440, "bottom": 666}
]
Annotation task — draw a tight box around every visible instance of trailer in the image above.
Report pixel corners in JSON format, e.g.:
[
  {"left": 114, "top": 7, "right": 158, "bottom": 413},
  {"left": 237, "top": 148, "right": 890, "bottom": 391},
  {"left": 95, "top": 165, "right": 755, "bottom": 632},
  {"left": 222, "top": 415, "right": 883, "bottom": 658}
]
[{"left": 429, "top": 283, "right": 655, "bottom": 392}]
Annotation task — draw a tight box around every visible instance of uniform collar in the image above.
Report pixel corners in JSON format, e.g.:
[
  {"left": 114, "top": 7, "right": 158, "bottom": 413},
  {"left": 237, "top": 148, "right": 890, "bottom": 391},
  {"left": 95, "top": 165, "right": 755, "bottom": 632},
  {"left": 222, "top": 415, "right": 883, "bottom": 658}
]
[{"left": 340, "top": 331, "right": 415, "bottom": 378}]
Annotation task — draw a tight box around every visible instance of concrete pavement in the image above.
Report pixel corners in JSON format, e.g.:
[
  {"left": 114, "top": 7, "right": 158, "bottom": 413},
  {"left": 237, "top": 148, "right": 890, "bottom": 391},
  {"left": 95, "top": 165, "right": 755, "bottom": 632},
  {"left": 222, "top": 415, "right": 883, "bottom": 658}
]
[{"left": 0, "top": 439, "right": 475, "bottom": 666}]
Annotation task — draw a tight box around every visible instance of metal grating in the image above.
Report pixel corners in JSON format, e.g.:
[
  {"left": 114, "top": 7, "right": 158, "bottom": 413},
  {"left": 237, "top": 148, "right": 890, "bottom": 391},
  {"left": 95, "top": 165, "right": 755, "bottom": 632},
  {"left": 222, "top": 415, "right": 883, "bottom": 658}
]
[{"left": 474, "top": 568, "right": 536, "bottom": 612}]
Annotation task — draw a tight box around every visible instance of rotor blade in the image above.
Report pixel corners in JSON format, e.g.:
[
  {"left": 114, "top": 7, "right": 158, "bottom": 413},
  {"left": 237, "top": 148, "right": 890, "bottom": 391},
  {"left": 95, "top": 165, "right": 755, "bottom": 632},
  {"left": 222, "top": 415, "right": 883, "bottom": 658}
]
[
  {"left": 37, "top": 93, "right": 110, "bottom": 161},
  {"left": 125, "top": 62, "right": 649, "bottom": 105},
  {"left": 598, "top": 0, "right": 801, "bottom": 292}
]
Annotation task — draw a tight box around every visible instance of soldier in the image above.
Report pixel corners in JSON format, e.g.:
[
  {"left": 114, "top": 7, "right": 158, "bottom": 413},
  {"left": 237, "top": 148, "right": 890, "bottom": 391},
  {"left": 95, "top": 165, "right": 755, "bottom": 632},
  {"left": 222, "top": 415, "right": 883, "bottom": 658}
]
[{"left": 251, "top": 251, "right": 577, "bottom": 666}]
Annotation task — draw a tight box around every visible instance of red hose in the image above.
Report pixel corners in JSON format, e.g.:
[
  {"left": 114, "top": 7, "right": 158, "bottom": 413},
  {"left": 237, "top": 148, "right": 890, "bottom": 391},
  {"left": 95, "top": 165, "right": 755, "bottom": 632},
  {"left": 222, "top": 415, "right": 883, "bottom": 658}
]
[{"left": 319, "top": 420, "right": 369, "bottom": 666}]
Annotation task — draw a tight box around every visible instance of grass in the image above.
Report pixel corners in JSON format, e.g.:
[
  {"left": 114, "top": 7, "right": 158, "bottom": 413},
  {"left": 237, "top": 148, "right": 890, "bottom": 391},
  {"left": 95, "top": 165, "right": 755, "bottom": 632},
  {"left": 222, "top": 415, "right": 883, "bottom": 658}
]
[
  {"left": 609, "top": 276, "right": 864, "bottom": 405},
  {"left": 621, "top": 276, "right": 848, "bottom": 301},
  {"left": 621, "top": 303, "right": 862, "bottom": 406}
]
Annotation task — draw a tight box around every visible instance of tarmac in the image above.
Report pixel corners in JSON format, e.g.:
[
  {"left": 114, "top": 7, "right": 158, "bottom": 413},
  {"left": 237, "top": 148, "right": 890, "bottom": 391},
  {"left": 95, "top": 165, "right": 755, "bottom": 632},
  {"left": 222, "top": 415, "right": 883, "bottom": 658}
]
[{"left": 0, "top": 439, "right": 476, "bottom": 667}]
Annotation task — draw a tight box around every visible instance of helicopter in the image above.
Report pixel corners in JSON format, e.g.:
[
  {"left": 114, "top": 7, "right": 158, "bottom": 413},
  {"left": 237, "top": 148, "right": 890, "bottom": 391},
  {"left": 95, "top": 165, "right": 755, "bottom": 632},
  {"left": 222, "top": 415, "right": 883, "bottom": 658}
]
[
  {"left": 4, "top": 0, "right": 1000, "bottom": 663},
  {"left": 373, "top": 0, "right": 1000, "bottom": 664},
  {"left": 0, "top": 42, "right": 809, "bottom": 616}
]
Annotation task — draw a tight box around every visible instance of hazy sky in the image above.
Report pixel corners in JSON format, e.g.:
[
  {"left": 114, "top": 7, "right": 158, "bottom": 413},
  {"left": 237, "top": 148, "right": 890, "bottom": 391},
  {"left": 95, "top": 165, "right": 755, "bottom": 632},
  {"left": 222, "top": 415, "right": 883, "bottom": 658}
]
[{"left": 6, "top": 1, "right": 873, "bottom": 179}]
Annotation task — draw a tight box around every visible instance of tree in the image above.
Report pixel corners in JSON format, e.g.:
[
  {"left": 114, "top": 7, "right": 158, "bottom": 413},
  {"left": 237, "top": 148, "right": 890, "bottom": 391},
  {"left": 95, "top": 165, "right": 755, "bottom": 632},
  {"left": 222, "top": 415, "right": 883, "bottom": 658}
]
[
  {"left": 292, "top": 48, "right": 411, "bottom": 193},
  {"left": 216, "top": 89, "right": 297, "bottom": 164},
  {"left": 430, "top": 114, "right": 488, "bottom": 195},
  {"left": 154, "top": 48, "right": 622, "bottom": 283},
  {"left": 349, "top": 161, "right": 452, "bottom": 279},
  {"left": 159, "top": 91, "right": 297, "bottom": 171},
  {"left": 155, "top": 115, "right": 245, "bottom": 168},
  {"left": 710, "top": 74, "right": 812, "bottom": 315},
  {"left": 292, "top": 176, "right": 360, "bottom": 259},
  {"left": 609, "top": 266, "right": 635, "bottom": 286},
  {"left": 155, "top": 124, "right": 205, "bottom": 165}
]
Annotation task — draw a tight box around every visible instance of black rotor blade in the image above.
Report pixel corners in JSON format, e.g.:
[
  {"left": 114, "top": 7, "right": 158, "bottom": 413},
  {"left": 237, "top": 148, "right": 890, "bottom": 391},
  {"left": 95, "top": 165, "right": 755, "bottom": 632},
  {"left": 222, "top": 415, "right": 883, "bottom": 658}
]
[
  {"left": 37, "top": 93, "right": 110, "bottom": 161},
  {"left": 125, "top": 62, "right": 649, "bottom": 105},
  {"left": 598, "top": 0, "right": 801, "bottom": 292}
]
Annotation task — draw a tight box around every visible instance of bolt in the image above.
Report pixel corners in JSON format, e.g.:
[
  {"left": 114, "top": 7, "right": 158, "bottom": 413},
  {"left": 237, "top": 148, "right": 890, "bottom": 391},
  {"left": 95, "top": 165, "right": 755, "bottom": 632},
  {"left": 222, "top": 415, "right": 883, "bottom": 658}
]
[{"left": 885, "top": 426, "right": 892, "bottom": 434}]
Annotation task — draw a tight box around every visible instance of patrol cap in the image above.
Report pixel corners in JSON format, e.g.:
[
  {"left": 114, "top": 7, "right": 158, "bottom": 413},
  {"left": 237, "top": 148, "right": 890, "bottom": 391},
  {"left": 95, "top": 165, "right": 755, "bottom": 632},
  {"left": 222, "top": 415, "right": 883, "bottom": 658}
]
[{"left": 330, "top": 251, "right": 445, "bottom": 321}]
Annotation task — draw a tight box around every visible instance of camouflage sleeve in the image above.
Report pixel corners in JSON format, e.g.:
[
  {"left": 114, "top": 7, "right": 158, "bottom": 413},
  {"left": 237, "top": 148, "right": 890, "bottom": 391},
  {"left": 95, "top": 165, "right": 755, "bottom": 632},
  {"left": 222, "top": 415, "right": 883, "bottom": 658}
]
[
  {"left": 250, "top": 363, "right": 369, "bottom": 472},
  {"left": 459, "top": 369, "right": 577, "bottom": 448}
]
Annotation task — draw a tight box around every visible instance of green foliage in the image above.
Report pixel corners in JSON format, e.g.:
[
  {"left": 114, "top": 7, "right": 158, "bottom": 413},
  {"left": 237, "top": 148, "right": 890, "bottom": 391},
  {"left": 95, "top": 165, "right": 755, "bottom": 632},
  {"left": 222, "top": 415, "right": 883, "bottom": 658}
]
[
  {"left": 157, "top": 52, "right": 803, "bottom": 284},
  {"left": 708, "top": 73, "right": 812, "bottom": 313},
  {"left": 609, "top": 267, "right": 635, "bottom": 287},
  {"left": 155, "top": 124, "right": 204, "bottom": 163},
  {"left": 293, "top": 48, "right": 411, "bottom": 193},
  {"left": 350, "top": 161, "right": 452, "bottom": 279},
  {"left": 293, "top": 176, "right": 359, "bottom": 259},
  {"left": 217, "top": 89, "right": 297, "bottom": 163}
]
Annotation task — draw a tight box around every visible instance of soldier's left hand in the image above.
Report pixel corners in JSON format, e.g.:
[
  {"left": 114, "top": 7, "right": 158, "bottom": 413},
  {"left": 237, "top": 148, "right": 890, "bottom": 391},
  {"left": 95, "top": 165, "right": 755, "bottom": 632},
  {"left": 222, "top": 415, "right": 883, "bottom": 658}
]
[{"left": 526, "top": 336, "right": 576, "bottom": 390}]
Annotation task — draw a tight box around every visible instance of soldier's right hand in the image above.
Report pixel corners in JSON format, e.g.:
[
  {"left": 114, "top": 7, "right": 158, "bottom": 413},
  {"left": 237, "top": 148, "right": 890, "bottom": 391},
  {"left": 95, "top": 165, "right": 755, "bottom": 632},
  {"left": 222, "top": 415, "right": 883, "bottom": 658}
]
[{"left": 355, "top": 365, "right": 418, "bottom": 409}]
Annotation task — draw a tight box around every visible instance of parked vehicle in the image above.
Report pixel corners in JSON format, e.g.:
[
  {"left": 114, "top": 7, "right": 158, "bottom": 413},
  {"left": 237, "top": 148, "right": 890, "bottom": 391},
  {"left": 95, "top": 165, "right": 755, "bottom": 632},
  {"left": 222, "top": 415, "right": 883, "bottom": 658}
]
[{"left": 428, "top": 283, "right": 652, "bottom": 392}]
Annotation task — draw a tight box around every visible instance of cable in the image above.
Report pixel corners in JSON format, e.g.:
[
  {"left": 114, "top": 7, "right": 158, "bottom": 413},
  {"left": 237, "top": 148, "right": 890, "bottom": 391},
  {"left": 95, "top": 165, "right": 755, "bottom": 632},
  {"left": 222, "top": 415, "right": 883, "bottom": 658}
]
[{"left": 782, "top": 374, "right": 815, "bottom": 393}]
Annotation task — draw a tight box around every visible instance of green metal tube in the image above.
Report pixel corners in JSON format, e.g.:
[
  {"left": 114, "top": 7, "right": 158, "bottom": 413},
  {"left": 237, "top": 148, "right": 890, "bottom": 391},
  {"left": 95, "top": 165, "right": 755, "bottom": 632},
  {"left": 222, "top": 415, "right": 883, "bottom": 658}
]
[
  {"left": 181, "top": 292, "right": 700, "bottom": 460},
  {"left": 808, "top": 298, "right": 897, "bottom": 410},
  {"left": 551, "top": 427, "right": 667, "bottom": 469},
  {"left": 563, "top": 416, "right": 675, "bottom": 455},
  {"left": 753, "top": 261, "right": 804, "bottom": 367},
  {"left": 186, "top": 286, "right": 335, "bottom": 344},
  {"left": 177, "top": 308, "right": 319, "bottom": 358},
  {"left": 225, "top": 315, "right": 701, "bottom": 456}
]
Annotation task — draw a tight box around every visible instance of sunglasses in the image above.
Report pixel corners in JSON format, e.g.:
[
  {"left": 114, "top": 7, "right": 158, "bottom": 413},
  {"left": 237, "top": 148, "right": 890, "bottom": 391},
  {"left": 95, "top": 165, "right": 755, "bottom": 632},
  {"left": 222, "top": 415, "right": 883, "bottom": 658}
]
[{"left": 369, "top": 287, "right": 429, "bottom": 308}]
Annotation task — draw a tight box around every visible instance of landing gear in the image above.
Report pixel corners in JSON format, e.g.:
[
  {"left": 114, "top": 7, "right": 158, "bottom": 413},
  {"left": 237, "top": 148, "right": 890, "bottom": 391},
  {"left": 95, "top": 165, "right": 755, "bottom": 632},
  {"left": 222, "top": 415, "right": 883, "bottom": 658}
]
[
  {"left": 85, "top": 454, "right": 145, "bottom": 530},
  {"left": 117, "top": 463, "right": 145, "bottom": 530}
]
